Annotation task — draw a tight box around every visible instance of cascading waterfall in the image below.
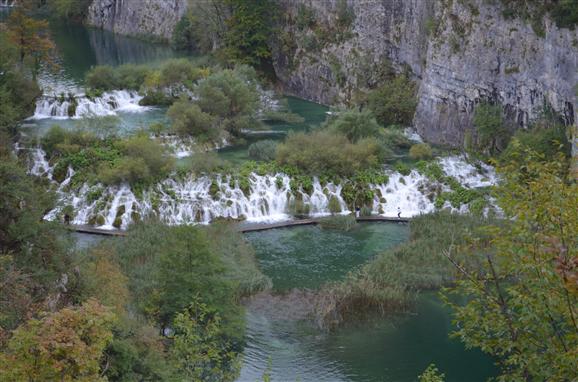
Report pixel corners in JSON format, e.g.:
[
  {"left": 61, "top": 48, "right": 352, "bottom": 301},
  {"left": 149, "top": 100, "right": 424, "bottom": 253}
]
[
  {"left": 27, "top": 148, "right": 498, "bottom": 229},
  {"left": 371, "top": 171, "right": 436, "bottom": 218},
  {"left": 0, "top": 0, "right": 16, "bottom": 7},
  {"left": 32, "top": 90, "right": 148, "bottom": 119},
  {"left": 28, "top": 147, "right": 53, "bottom": 179}
]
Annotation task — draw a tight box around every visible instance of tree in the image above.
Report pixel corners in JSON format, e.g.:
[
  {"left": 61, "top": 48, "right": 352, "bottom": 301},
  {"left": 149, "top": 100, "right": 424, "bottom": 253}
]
[
  {"left": 50, "top": 0, "right": 92, "bottom": 21},
  {"left": 0, "top": 299, "right": 116, "bottom": 382},
  {"left": 7, "top": 7, "right": 55, "bottom": 79},
  {"left": 171, "top": 297, "right": 239, "bottom": 382},
  {"left": 367, "top": 75, "right": 417, "bottom": 127},
  {"left": 419, "top": 364, "right": 445, "bottom": 382},
  {"left": 222, "top": 0, "right": 276, "bottom": 68},
  {"left": 168, "top": 100, "right": 220, "bottom": 143},
  {"left": 472, "top": 103, "right": 509, "bottom": 154},
  {"left": 443, "top": 147, "right": 578, "bottom": 381},
  {"left": 326, "top": 109, "right": 381, "bottom": 143}
]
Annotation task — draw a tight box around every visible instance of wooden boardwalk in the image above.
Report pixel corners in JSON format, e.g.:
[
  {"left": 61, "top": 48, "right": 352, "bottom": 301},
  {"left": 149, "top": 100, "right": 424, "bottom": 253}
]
[{"left": 68, "top": 216, "right": 409, "bottom": 237}]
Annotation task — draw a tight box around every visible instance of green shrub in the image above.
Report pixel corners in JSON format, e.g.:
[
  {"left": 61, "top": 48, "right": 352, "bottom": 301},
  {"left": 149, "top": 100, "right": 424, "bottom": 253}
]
[
  {"left": 325, "top": 109, "right": 381, "bottom": 143},
  {"left": 85, "top": 64, "right": 151, "bottom": 91},
  {"left": 158, "top": 59, "right": 204, "bottom": 88},
  {"left": 394, "top": 161, "right": 412, "bottom": 176},
  {"left": 115, "top": 64, "right": 151, "bottom": 90},
  {"left": 276, "top": 130, "right": 383, "bottom": 177},
  {"left": 184, "top": 152, "right": 231, "bottom": 175},
  {"left": 360, "top": 206, "right": 373, "bottom": 216},
  {"left": 380, "top": 127, "right": 412, "bottom": 149},
  {"left": 98, "top": 157, "right": 150, "bottom": 185},
  {"left": 409, "top": 143, "right": 433, "bottom": 160},
  {"left": 85, "top": 66, "right": 117, "bottom": 91},
  {"left": 367, "top": 76, "right": 417, "bottom": 127},
  {"left": 328, "top": 195, "right": 342, "bottom": 214},
  {"left": 317, "top": 214, "right": 357, "bottom": 231},
  {"left": 501, "top": 124, "right": 570, "bottom": 161},
  {"left": 473, "top": 103, "right": 510, "bottom": 154},
  {"left": 195, "top": 67, "right": 259, "bottom": 120},
  {"left": 168, "top": 100, "right": 219, "bottom": 143},
  {"left": 248, "top": 140, "right": 277, "bottom": 161}
]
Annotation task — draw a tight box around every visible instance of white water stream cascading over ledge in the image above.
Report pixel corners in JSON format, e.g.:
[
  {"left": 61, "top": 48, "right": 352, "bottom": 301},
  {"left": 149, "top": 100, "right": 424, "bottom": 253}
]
[
  {"left": 27, "top": 147, "right": 498, "bottom": 229},
  {"left": 32, "top": 90, "right": 148, "bottom": 119}
]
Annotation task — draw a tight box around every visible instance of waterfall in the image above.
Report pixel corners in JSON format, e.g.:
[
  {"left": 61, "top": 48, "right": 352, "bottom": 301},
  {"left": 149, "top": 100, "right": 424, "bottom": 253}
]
[
  {"left": 28, "top": 148, "right": 53, "bottom": 179},
  {"left": 0, "top": 0, "right": 15, "bottom": 7},
  {"left": 438, "top": 156, "right": 497, "bottom": 188},
  {"left": 32, "top": 90, "right": 147, "bottom": 119},
  {"left": 371, "top": 171, "right": 436, "bottom": 218},
  {"left": 33, "top": 150, "right": 498, "bottom": 229}
]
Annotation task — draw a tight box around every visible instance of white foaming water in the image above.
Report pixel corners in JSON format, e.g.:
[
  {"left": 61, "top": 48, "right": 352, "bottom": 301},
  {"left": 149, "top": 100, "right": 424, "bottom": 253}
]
[
  {"left": 32, "top": 90, "right": 148, "bottom": 119},
  {"left": 26, "top": 146, "right": 498, "bottom": 229},
  {"left": 28, "top": 148, "right": 53, "bottom": 179},
  {"left": 153, "top": 174, "right": 292, "bottom": 224},
  {"left": 372, "top": 171, "right": 436, "bottom": 218},
  {"left": 439, "top": 155, "right": 497, "bottom": 188},
  {"left": 301, "top": 178, "right": 348, "bottom": 216}
]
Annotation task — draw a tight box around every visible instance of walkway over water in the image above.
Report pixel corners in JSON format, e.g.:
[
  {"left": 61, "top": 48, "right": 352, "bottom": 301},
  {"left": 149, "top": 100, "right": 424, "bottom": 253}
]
[{"left": 68, "top": 216, "right": 410, "bottom": 236}]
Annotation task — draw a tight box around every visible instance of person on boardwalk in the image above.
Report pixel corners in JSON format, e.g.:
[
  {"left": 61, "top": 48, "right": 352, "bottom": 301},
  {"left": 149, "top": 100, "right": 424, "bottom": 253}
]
[{"left": 397, "top": 207, "right": 401, "bottom": 219}]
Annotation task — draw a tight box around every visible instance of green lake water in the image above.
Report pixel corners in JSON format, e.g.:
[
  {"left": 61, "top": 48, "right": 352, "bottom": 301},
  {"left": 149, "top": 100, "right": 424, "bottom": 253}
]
[
  {"left": 47, "top": 21, "right": 493, "bottom": 381},
  {"left": 240, "top": 223, "right": 496, "bottom": 382}
]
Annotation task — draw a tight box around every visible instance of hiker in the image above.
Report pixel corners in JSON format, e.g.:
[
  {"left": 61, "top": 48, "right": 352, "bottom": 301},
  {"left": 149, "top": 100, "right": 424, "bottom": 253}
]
[
  {"left": 397, "top": 207, "right": 401, "bottom": 219},
  {"left": 355, "top": 206, "right": 360, "bottom": 218}
]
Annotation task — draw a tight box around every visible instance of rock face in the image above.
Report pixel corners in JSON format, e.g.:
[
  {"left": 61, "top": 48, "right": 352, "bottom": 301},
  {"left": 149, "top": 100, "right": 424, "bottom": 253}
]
[
  {"left": 87, "top": 0, "right": 188, "bottom": 41},
  {"left": 273, "top": 0, "right": 577, "bottom": 147},
  {"left": 85, "top": 0, "right": 577, "bottom": 149}
]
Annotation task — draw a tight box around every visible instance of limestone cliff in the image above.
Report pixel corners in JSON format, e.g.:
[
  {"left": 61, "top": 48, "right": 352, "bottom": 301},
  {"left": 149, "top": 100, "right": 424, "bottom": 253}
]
[
  {"left": 273, "top": 0, "right": 577, "bottom": 147},
  {"left": 87, "top": 0, "right": 188, "bottom": 42},
  {"left": 85, "top": 0, "right": 577, "bottom": 150}
]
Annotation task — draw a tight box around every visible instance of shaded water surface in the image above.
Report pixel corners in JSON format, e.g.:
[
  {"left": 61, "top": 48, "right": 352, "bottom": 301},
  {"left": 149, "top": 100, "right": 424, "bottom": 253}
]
[{"left": 240, "top": 224, "right": 496, "bottom": 382}]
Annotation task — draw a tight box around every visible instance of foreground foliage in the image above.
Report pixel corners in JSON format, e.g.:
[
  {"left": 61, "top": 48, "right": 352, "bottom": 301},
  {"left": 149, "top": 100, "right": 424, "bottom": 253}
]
[
  {"left": 0, "top": 299, "right": 115, "bottom": 382},
  {"left": 444, "top": 148, "right": 578, "bottom": 381}
]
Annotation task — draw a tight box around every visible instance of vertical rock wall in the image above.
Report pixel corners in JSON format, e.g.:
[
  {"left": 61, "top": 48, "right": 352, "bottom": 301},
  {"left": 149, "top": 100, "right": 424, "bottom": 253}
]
[
  {"left": 273, "top": 0, "right": 577, "bottom": 147},
  {"left": 87, "top": 0, "right": 188, "bottom": 42}
]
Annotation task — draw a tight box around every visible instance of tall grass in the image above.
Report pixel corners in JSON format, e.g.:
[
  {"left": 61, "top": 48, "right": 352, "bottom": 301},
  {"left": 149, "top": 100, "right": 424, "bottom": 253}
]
[{"left": 314, "top": 211, "right": 497, "bottom": 328}]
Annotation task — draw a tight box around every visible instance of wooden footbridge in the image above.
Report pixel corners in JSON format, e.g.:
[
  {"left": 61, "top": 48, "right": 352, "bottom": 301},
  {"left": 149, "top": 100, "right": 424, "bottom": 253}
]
[{"left": 67, "top": 216, "right": 410, "bottom": 237}]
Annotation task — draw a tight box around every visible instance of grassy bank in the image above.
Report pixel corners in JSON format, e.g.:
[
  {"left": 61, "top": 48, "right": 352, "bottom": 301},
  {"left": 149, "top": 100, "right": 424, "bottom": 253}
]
[{"left": 315, "top": 211, "right": 497, "bottom": 328}]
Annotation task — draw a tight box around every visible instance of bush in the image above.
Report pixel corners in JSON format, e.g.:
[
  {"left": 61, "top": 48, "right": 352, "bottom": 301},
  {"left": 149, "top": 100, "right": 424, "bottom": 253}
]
[
  {"left": 367, "top": 76, "right": 417, "bottom": 127},
  {"left": 317, "top": 215, "right": 357, "bottom": 231},
  {"left": 98, "top": 157, "right": 150, "bottom": 185},
  {"left": 473, "top": 103, "right": 510, "bottom": 154},
  {"left": 168, "top": 100, "right": 219, "bottom": 143},
  {"left": 85, "top": 64, "right": 151, "bottom": 91},
  {"left": 276, "top": 130, "right": 383, "bottom": 177},
  {"left": 85, "top": 66, "right": 117, "bottom": 91},
  {"left": 184, "top": 152, "right": 231, "bottom": 175},
  {"left": 409, "top": 143, "right": 433, "bottom": 160},
  {"left": 119, "top": 134, "right": 174, "bottom": 179},
  {"left": 328, "top": 195, "right": 342, "bottom": 213},
  {"left": 115, "top": 65, "right": 151, "bottom": 90},
  {"left": 380, "top": 127, "right": 412, "bottom": 149},
  {"left": 195, "top": 67, "right": 259, "bottom": 120},
  {"left": 248, "top": 140, "right": 277, "bottom": 161},
  {"left": 501, "top": 124, "right": 570, "bottom": 161},
  {"left": 325, "top": 109, "right": 381, "bottom": 143},
  {"left": 158, "top": 59, "right": 204, "bottom": 88}
]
